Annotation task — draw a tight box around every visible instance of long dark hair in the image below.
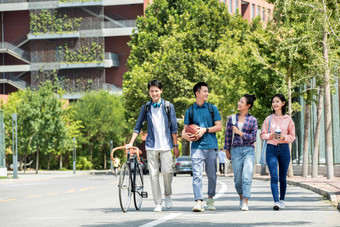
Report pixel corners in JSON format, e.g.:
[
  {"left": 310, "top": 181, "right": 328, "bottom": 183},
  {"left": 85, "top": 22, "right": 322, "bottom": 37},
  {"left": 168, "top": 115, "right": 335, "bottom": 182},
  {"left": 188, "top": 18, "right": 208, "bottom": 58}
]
[
  {"left": 243, "top": 94, "right": 256, "bottom": 109},
  {"left": 271, "top": 94, "right": 287, "bottom": 115}
]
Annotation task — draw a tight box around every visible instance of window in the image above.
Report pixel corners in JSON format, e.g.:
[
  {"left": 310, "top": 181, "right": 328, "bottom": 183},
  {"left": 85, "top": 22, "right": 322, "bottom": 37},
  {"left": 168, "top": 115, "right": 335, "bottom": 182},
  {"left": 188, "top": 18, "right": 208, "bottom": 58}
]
[
  {"left": 229, "top": 0, "right": 233, "bottom": 13},
  {"left": 268, "top": 9, "right": 271, "bottom": 19},
  {"left": 235, "top": 0, "right": 238, "bottom": 11},
  {"left": 251, "top": 4, "right": 255, "bottom": 18},
  {"left": 257, "top": 6, "right": 260, "bottom": 17},
  {"left": 263, "top": 7, "right": 266, "bottom": 21}
]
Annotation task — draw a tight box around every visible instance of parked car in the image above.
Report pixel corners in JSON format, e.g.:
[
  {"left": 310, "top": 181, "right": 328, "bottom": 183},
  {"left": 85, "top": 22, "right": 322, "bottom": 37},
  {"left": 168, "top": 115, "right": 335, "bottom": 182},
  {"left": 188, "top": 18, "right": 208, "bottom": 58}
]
[{"left": 173, "top": 156, "right": 193, "bottom": 176}]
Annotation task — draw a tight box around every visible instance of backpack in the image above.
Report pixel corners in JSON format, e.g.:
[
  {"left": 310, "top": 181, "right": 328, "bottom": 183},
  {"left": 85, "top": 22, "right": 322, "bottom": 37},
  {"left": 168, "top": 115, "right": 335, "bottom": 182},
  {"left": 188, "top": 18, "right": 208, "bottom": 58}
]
[
  {"left": 143, "top": 100, "right": 172, "bottom": 128},
  {"left": 188, "top": 102, "right": 215, "bottom": 125}
]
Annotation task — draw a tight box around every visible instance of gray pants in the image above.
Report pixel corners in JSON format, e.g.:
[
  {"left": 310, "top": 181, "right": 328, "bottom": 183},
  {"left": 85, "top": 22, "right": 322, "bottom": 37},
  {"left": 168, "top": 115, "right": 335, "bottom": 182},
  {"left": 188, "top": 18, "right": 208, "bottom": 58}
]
[{"left": 147, "top": 149, "right": 173, "bottom": 205}]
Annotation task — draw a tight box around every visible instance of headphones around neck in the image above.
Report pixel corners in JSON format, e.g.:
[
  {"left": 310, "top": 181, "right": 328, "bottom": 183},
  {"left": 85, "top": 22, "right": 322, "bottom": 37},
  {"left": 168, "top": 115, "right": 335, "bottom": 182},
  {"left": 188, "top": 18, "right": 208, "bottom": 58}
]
[{"left": 152, "top": 98, "right": 163, "bottom": 108}]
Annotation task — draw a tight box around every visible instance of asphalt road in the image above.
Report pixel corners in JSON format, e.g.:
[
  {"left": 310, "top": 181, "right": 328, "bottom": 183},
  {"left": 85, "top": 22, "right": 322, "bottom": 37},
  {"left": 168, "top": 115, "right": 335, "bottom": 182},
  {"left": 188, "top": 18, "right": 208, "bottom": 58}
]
[{"left": 1, "top": 173, "right": 339, "bottom": 227}]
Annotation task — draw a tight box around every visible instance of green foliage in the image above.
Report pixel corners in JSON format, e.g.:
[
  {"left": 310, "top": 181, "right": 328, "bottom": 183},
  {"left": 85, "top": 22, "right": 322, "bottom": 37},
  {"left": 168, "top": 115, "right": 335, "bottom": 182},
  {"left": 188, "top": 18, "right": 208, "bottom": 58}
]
[
  {"left": 62, "top": 42, "right": 104, "bottom": 63},
  {"left": 2, "top": 82, "right": 83, "bottom": 171},
  {"left": 30, "top": 10, "right": 82, "bottom": 35},
  {"left": 71, "top": 91, "right": 128, "bottom": 169},
  {"left": 76, "top": 156, "right": 93, "bottom": 170},
  {"left": 58, "top": 0, "right": 100, "bottom": 3}
]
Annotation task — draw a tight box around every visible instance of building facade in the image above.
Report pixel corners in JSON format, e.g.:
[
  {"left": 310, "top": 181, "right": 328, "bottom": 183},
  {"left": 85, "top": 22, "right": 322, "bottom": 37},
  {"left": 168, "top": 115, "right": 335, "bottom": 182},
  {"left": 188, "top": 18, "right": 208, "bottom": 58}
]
[
  {"left": 0, "top": 0, "right": 144, "bottom": 98},
  {"left": 0, "top": 0, "right": 273, "bottom": 98}
]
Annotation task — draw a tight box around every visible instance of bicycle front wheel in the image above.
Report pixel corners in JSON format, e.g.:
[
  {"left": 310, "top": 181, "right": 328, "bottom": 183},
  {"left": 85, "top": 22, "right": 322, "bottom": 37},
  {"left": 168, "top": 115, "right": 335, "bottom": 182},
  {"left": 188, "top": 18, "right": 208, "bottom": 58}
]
[
  {"left": 119, "top": 163, "right": 131, "bottom": 213},
  {"left": 133, "top": 162, "right": 144, "bottom": 210}
]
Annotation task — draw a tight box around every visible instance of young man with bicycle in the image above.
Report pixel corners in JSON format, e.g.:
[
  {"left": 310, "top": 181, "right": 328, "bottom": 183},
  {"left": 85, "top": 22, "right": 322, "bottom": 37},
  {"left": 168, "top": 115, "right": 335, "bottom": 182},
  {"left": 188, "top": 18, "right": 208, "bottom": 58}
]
[
  {"left": 182, "top": 82, "right": 222, "bottom": 212},
  {"left": 127, "top": 80, "right": 179, "bottom": 212}
]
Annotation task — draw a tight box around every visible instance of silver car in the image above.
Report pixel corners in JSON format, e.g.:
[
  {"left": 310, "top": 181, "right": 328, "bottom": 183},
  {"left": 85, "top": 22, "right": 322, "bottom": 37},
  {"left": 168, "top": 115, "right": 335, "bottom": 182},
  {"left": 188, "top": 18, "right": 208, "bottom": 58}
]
[{"left": 173, "top": 156, "right": 193, "bottom": 176}]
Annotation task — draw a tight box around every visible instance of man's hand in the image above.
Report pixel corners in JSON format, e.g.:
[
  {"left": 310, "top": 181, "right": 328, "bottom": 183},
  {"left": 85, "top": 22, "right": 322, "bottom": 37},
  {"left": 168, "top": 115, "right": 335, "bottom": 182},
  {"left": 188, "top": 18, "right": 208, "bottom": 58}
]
[
  {"left": 125, "top": 143, "right": 132, "bottom": 149},
  {"left": 182, "top": 131, "right": 197, "bottom": 142},
  {"left": 226, "top": 150, "right": 231, "bottom": 160},
  {"left": 195, "top": 127, "right": 206, "bottom": 140},
  {"left": 173, "top": 146, "right": 180, "bottom": 158}
]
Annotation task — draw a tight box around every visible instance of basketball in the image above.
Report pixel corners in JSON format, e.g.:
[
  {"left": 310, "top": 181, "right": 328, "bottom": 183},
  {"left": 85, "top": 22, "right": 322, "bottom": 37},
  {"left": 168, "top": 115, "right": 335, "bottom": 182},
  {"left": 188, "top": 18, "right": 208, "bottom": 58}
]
[{"left": 185, "top": 124, "right": 199, "bottom": 135}]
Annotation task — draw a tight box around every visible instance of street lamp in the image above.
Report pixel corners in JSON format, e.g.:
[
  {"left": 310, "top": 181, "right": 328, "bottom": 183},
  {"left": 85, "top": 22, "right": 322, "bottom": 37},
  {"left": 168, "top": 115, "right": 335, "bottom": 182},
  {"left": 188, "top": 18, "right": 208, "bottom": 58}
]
[
  {"left": 110, "top": 140, "right": 113, "bottom": 171},
  {"left": 73, "top": 137, "right": 76, "bottom": 174},
  {"left": 12, "top": 113, "right": 18, "bottom": 179}
]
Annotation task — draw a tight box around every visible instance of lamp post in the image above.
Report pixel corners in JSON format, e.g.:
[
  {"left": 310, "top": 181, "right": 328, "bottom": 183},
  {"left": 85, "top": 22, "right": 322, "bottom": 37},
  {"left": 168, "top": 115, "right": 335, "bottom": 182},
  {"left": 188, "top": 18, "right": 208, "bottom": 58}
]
[
  {"left": 12, "top": 113, "right": 18, "bottom": 179},
  {"left": 110, "top": 140, "right": 113, "bottom": 171},
  {"left": 73, "top": 137, "right": 76, "bottom": 174}
]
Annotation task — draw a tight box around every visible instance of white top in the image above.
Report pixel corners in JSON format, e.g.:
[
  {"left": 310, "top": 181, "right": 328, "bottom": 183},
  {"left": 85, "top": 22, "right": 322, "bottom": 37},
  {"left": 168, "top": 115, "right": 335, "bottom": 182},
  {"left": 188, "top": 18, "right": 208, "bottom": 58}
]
[
  {"left": 146, "top": 104, "right": 171, "bottom": 151},
  {"left": 238, "top": 122, "right": 244, "bottom": 144}
]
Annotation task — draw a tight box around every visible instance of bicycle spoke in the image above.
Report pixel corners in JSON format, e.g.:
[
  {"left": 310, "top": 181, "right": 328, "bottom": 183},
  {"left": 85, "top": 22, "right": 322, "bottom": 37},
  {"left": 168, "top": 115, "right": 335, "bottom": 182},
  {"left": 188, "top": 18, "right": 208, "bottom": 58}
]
[
  {"left": 134, "top": 163, "right": 144, "bottom": 210},
  {"left": 119, "top": 163, "right": 131, "bottom": 213}
]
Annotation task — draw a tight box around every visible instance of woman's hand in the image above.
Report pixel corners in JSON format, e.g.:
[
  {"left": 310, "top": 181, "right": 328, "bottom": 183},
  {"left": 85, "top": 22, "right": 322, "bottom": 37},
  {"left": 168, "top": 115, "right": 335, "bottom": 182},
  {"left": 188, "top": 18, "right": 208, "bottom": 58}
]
[
  {"left": 232, "top": 126, "right": 243, "bottom": 137},
  {"left": 226, "top": 151, "right": 231, "bottom": 160}
]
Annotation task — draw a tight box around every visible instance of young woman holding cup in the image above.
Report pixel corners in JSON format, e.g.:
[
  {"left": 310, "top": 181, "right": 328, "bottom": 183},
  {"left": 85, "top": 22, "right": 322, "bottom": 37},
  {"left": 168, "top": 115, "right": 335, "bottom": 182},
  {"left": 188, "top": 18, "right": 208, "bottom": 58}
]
[{"left": 260, "top": 94, "right": 296, "bottom": 210}]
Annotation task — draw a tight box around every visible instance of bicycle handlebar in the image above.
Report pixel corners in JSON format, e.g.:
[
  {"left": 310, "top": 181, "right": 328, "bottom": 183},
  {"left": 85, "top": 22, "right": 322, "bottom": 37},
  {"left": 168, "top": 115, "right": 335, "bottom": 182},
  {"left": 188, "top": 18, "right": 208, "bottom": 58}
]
[{"left": 110, "top": 146, "right": 142, "bottom": 162}]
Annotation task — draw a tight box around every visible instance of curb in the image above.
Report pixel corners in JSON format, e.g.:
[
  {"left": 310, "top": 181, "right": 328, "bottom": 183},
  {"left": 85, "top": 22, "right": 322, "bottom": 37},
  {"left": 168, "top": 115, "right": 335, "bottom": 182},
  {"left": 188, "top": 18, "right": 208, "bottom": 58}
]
[{"left": 254, "top": 176, "right": 340, "bottom": 212}]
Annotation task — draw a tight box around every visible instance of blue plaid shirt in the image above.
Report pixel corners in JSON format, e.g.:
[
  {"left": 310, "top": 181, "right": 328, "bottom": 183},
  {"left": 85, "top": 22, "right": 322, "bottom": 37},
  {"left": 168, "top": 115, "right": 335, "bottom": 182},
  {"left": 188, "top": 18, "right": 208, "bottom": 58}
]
[{"left": 223, "top": 113, "right": 258, "bottom": 151}]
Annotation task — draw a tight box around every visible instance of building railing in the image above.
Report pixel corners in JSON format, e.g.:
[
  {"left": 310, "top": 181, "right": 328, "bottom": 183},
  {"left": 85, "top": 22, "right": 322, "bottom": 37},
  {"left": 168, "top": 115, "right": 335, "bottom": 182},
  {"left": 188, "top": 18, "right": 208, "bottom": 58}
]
[
  {"left": 2, "top": 73, "right": 29, "bottom": 90},
  {"left": 102, "top": 83, "right": 122, "bottom": 94},
  {"left": 0, "top": 42, "right": 30, "bottom": 63},
  {"left": 0, "top": 0, "right": 27, "bottom": 3},
  {"left": 103, "top": 20, "right": 136, "bottom": 29}
]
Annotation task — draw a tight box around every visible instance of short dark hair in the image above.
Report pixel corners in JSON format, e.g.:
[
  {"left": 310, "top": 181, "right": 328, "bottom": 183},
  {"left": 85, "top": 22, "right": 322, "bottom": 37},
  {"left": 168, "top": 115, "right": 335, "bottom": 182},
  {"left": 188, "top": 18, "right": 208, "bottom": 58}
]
[
  {"left": 242, "top": 94, "right": 256, "bottom": 109},
  {"left": 193, "top": 82, "right": 208, "bottom": 97},
  {"left": 271, "top": 94, "right": 287, "bottom": 115},
  {"left": 148, "top": 80, "right": 163, "bottom": 90}
]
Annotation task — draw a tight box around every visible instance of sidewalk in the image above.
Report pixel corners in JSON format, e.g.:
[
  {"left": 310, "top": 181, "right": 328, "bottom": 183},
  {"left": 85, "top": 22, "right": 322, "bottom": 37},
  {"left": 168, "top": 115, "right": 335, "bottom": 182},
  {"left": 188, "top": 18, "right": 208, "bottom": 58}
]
[
  {"left": 253, "top": 174, "right": 340, "bottom": 211},
  {"left": 0, "top": 170, "right": 113, "bottom": 183}
]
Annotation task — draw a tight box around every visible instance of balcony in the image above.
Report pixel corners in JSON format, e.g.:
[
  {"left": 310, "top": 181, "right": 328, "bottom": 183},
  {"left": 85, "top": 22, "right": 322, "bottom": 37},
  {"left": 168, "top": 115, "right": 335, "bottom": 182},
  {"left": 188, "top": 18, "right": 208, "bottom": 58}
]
[
  {"left": 0, "top": 73, "right": 29, "bottom": 90},
  {"left": 102, "top": 20, "right": 136, "bottom": 37},
  {"left": 28, "top": 32, "right": 80, "bottom": 40},
  {"left": 104, "top": 52, "right": 119, "bottom": 68},
  {"left": 0, "top": 42, "right": 30, "bottom": 63},
  {"left": 58, "top": 0, "right": 102, "bottom": 8}
]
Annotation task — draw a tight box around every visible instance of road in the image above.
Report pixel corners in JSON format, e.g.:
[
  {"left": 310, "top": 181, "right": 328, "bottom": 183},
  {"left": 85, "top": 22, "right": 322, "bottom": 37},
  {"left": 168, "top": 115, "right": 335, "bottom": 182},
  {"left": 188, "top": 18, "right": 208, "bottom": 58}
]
[{"left": 1, "top": 173, "right": 339, "bottom": 226}]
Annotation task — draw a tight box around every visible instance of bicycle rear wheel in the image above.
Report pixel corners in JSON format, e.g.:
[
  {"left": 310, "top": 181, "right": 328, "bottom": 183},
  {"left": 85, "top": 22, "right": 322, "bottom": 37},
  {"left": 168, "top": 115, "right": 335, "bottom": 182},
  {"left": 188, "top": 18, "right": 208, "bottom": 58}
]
[
  {"left": 133, "top": 162, "right": 144, "bottom": 210},
  {"left": 119, "top": 163, "right": 131, "bottom": 213}
]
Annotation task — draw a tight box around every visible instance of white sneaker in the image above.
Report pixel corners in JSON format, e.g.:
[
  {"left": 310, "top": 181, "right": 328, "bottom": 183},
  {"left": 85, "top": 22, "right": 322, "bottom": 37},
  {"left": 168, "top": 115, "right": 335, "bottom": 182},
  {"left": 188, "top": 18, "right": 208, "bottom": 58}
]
[
  {"left": 239, "top": 199, "right": 243, "bottom": 210},
  {"left": 192, "top": 200, "right": 205, "bottom": 212},
  {"left": 165, "top": 196, "right": 172, "bottom": 209},
  {"left": 206, "top": 198, "right": 216, "bottom": 210},
  {"left": 279, "top": 200, "right": 285, "bottom": 209},
  {"left": 241, "top": 202, "right": 249, "bottom": 211},
  {"left": 273, "top": 202, "right": 280, "bottom": 211},
  {"left": 154, "top": 204, "right": 162, "bottom": 212}
]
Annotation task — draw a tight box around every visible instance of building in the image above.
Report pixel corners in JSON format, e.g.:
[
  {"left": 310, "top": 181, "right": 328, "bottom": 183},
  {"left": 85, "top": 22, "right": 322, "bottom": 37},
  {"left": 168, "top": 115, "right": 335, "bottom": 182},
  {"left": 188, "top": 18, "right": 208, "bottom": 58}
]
[
  {"left": 0, "top": 0, "right": 273, "bottom": 98},
  {"left": 0, "top": 0, "right": 145, "bottom": 99}
]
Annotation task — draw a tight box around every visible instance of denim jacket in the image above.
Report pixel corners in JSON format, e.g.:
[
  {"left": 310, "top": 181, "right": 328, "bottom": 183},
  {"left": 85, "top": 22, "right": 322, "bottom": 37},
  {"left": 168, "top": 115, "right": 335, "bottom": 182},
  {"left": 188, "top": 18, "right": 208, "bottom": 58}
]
[{"left": 133, "top": 101, "right": 178, "bottom": 149}]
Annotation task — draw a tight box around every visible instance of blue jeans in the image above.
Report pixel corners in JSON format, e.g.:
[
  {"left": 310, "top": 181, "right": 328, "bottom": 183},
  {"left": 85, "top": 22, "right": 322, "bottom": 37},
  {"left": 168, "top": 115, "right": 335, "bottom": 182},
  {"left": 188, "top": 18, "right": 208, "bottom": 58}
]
[
  {"left": 231, "top": 146, "right": 255, "bottom": 199},
  {"left": 266, "top": 144, "right": 290, "bottom": 202},
  {"left": 191, "top": 149, "right": 217, "bottom": 201}
]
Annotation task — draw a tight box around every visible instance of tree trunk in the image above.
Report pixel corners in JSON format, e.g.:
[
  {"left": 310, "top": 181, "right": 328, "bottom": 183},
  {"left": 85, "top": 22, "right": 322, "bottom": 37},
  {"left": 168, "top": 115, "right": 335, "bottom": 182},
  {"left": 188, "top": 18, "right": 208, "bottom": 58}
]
[
  {"left": 59, "top": 153, "right": 63, "bottom": 170},
  {"left": 47, "top": 154, "right": 51, "bottom": 170},
  {"left": 24, "top": 152, "right": 27, "bottom": 173},
  {"left": 302, "top": 97, "right": 311, "bottom": 177},
  {"left": 287, "top": 76, "right": 294, "bottom": 177},
  {"left": 312, "top": 86, "right": 323, "bottom": 178},
  {"left": 104, "top": 150, "right": 107, "bottom": 169},
  {"left": 323, "top": 29, "right": 334, "bottom": 179},
  {"left": 35, "top": 147, "right": 39, "bottom": 174}
]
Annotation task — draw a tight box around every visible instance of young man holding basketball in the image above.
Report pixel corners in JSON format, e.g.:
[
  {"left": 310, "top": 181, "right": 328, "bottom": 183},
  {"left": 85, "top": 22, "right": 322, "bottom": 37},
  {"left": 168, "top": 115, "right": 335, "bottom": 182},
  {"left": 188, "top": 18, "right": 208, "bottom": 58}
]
[
  {"left": 182, "top": 82, "right": 222, "bottom": 212},
  {"left": 127, "top": 80, "right": 179, "bottom": 212}
]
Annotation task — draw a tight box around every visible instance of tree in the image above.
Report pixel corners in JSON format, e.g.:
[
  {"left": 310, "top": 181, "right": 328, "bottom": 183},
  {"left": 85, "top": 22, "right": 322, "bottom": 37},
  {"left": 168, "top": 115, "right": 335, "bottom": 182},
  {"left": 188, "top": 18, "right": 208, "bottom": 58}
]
[
  {"left": 268, "top": 0, "right": 339, "bottom": 179},
  {"left": 72, "top": 91, "right": 127, "bottom": 169}
]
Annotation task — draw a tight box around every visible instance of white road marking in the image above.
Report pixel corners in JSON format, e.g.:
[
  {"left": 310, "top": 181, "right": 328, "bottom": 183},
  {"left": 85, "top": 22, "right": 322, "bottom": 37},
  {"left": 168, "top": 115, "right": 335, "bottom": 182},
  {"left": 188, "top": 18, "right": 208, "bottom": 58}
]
[
  {"left": 139, "top": 213, "right": 183, "bottom": 227},
  {"left": 215, "top": 180, "right": 228, "bottom": 199}
]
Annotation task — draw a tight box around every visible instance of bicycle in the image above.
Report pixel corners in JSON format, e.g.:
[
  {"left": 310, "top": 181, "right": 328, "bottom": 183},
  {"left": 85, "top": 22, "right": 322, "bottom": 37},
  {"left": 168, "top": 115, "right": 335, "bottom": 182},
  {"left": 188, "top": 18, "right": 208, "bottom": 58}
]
[{"left": 111, "top": 146, "right": 148, "bottom": 213}]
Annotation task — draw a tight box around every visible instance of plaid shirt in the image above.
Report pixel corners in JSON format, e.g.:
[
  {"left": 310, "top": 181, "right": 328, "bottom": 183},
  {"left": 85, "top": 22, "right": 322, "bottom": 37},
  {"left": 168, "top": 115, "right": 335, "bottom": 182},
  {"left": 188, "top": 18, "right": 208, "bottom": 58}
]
[{"left": 224, "top": 113, "right": 258, "bottom": 151}]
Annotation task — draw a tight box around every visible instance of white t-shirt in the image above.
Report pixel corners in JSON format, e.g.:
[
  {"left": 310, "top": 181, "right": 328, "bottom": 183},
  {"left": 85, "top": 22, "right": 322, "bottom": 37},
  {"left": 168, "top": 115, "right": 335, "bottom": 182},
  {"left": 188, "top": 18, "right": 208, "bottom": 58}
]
[
  {"left": 145, "top": 105, "right": 171, "bottom": 151},
  {"left": 238, "top": 122, "right": 244, "bottom": 144}
]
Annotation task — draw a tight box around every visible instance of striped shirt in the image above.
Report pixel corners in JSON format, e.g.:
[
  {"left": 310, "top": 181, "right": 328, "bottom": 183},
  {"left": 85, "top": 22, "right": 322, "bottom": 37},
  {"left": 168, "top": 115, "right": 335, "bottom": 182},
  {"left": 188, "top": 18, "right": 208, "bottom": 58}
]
[{"left": 223, "top": 113, "right": 258, "bottom": 151}]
